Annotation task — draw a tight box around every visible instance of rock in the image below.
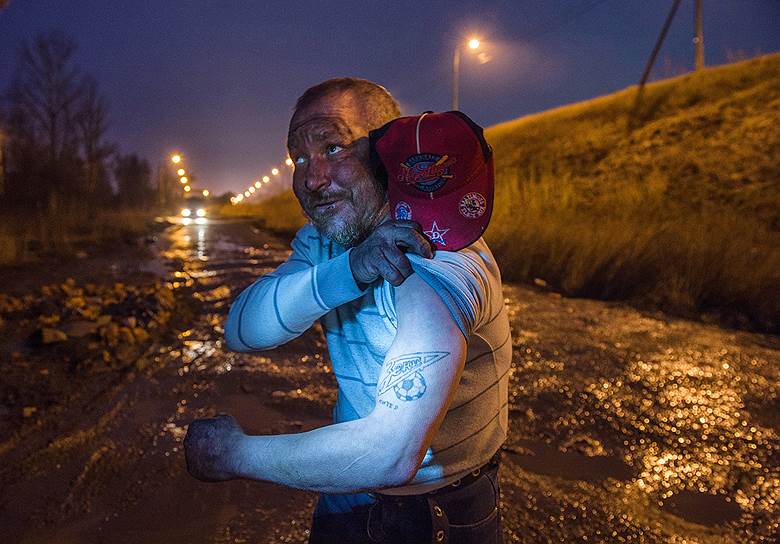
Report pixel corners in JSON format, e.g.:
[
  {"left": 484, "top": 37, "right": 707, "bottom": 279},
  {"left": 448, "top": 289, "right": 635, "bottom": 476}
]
[
  {"left": 60, "top": 320, "right": 99, "bottom": 338},
  {"left": 37, "top": 314, "right": 61, "bottom": 326},
  {"left": 77, "top": 304, "right": 102, "bottom": 320},
  {"left": 95, "top": 315, "right": 112, "bottom": 326},
  {"left": 41, "top": 328, "right": 68, "bottom": 344},
  {"left": 132, "top": 327, "right": 150, "bottom": 343},
  {"left": 118, "top": 327, "right": 136, "bottom": 345},
  {"left": 102, "top": 322, "right": 120, "bottom": 347}
]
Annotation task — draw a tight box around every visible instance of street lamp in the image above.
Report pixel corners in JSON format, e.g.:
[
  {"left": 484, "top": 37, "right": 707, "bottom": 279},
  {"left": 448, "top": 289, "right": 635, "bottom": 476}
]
[
  {"left": 262, "top": 176, "right": 270, "bottom": 183},
  {"left": 271, "top": 168, "right": 279, "bottom": 176},
  {"left": 180, "top": 176, "right": 188, "bottom": 184},
  {"left": 202, "top": 189, "right": 209, "bottom": 197},
  {"left": 177, "top": 168, "right": 186, "bottom": 176},
  {"left": 171, "top": 154, "right": 182, "bottom": 164},
  {"left": 184, "top": 185, "right": 191, "bottom": 193},
  {"left": 452, "top": 37, "right": 481, "bottom": 110}
]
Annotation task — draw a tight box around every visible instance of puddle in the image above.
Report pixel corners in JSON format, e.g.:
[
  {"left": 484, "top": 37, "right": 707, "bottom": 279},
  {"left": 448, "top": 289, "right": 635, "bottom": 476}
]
[
  {"left": 661, "top": 490, "right": 742, "bottom": 526},
  {"left": 506, "top": 439, "right": 634, "bottom": 483}
]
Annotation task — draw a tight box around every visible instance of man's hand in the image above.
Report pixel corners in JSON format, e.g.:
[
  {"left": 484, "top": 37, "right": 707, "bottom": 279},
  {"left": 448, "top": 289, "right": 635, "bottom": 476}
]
[
  {"left": 184, "top": 414, "right": 245, "bottom": 482},
  {"left": 349, "top": 220, "right": 435, "bottom": 287}
]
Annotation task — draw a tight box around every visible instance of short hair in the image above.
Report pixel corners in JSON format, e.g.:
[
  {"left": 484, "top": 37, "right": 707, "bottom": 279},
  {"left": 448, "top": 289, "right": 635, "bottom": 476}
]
[{"left": 293, "top": 77, "right": 401, "bottom": 132}]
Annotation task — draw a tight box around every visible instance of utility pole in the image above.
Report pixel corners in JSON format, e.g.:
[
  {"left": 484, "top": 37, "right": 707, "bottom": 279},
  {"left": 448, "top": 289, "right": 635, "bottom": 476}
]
[
  {"left": 694, "top": 0, "right": 705, "bottom": 70},
  {"left": 638, "top": 0, "right": 683, "bottom": 90}
]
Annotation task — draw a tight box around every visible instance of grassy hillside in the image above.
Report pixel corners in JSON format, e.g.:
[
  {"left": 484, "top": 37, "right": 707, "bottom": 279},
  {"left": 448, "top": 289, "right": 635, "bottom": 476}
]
[
  {"left": 484, "top": 53, "right": 779, "bottom": 331},
  {"left": 219, "top": 190, "right": 306, "bottom": 234},
  {"left": 237, "top": 53, "right": 779, "bottom": 331}
]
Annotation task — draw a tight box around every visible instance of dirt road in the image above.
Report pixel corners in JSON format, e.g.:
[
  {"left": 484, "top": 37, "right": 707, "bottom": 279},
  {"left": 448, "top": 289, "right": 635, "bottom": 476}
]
[{"left": 1, "top": 218, "right": 777, "bottom": 543}]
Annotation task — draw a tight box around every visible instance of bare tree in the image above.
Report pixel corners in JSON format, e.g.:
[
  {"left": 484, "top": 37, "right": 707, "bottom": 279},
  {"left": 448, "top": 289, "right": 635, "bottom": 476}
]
[
  {"left": 114, "top": 153, "right": 153, "bottom": 209},
  {"left": 76, "top": 75, "right": 114, "bottom": 206},
  {"left": 6, "top": 30, "right": 83, "bottom": 214}
]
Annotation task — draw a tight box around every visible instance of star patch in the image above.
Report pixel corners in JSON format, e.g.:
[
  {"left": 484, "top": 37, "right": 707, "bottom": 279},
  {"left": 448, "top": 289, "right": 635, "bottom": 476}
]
[{"left": 424, "top": 221, "right": 450, "bottom": 246}]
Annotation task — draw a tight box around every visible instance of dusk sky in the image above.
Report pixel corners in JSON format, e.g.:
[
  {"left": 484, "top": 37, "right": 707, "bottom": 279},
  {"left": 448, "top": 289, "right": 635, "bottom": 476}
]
[{"left": 1, "top": 1, "right": 778, "bottom": 196}]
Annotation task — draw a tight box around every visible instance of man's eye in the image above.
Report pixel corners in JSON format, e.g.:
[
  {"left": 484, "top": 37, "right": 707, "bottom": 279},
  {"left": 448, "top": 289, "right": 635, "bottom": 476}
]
[{"left": 326, "top": 144, "right": 344, "bottom": 155}]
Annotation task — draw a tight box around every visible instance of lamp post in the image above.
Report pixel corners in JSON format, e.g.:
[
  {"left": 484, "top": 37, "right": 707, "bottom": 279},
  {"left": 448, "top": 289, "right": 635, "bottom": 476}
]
[{"left": 452, "top": 38, "right": 480, "bottom": 111}]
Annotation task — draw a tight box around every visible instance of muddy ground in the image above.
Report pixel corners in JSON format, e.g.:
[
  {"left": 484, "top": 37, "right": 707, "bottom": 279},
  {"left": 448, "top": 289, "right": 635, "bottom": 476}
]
[{"left": 0, "top": 217, "right": 777, "bottom": 543}]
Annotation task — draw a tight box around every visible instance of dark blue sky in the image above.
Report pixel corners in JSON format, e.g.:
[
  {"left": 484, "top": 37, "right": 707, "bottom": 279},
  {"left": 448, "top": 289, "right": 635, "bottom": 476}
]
[{"left": 1, "top": 1, "right": 778, "bottom": 196}]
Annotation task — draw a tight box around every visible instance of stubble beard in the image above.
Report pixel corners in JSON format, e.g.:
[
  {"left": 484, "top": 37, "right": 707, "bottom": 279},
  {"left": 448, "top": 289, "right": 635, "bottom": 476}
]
[{"left": 304, "top": 178, "right": 388, "bottom": 248}]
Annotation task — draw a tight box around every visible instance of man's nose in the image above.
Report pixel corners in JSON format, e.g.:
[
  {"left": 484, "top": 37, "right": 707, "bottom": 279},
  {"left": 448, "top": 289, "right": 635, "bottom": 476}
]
[{"left": 304, "top": 156, "right": 332, "bottom": 193}]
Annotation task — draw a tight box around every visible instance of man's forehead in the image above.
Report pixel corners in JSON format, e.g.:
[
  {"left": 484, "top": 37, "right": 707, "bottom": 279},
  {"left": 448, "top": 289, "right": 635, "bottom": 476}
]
[
  {"left": 287, "top": 92, "right": 366, "bottom": 144},
  {"left": 287, "top": 115, "right": 355, "bottom": 146}
]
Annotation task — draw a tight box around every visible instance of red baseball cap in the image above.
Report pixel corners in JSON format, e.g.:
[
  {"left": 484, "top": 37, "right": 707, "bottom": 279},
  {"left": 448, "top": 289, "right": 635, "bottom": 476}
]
[{"left": 369, "top": 111, "right": 494, "bottom": 251}]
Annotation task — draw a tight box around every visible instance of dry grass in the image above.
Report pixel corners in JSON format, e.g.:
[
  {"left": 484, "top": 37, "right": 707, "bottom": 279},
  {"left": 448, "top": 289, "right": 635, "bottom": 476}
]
[
  {"left": 219, "top": 191, "right": 307, "bottom": 235},
  {"left": 0, "top": 208, "right": 153, "bottom": 265},
  {"left": 484, "top": 53, "right": 780, "bottom": 331}
]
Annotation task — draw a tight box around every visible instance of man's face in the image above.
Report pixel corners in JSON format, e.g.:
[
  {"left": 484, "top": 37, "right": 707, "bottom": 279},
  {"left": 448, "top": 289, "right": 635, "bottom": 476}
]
[{"left": 287, "top": 92, "right": 387, "bottom": 247}]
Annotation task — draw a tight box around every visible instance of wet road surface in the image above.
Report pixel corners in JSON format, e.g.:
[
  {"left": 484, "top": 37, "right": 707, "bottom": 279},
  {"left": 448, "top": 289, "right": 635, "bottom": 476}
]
[{"left": 1, "top": 217, "right": 777, "bottom": 543}]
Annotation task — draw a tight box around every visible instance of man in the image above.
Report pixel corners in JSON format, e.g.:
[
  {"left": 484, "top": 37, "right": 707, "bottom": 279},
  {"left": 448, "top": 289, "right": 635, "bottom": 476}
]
[{"left": 184, "top": 78, "right": 511, "bottom": 543}]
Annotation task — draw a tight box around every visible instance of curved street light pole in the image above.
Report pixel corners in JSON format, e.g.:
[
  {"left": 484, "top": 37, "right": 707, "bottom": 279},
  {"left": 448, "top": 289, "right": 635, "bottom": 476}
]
[{"left": 452, "top": 38, "right": 480, "bottom": 111}]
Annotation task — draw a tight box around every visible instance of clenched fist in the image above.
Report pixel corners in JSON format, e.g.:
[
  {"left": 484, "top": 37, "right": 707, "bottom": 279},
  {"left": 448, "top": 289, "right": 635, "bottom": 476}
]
[
  {"left": 184, "top": 414, "right": 245, "bottom": 482},
  {"left": 349, "top": 220, "right": 435, "bottom": 287}
]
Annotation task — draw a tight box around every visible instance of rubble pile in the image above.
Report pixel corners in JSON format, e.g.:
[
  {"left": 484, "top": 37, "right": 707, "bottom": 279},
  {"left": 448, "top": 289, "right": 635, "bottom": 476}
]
[{"left": 0, "top": 278, "right": 177, "bottom": 368}]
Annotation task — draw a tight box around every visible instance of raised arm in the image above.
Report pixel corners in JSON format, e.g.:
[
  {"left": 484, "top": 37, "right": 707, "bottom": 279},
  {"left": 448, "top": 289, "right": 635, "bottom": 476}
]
[
  {"left": 225, "top": 220, "right": 434, "bottom": 352},
  {"left": 187, "top": 273, "right": 465, "bottom": 493},
  {"left": 224, "top": 229, "right": 365, "bottom": 352}
]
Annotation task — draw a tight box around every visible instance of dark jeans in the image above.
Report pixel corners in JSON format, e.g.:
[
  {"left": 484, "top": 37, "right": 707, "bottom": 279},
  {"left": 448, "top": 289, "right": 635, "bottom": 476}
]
[{"left": 309, "top": 459, "right": 504, "bottom": 544}]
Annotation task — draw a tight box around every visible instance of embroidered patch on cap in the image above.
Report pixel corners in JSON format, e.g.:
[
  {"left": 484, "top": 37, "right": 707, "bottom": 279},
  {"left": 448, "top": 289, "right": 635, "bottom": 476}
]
[
  {"left": 394, "top": 201, "right": 412, "bottom": 220},
  {"left": 398, "top": 153, "right": 456, "bottom": 193},
  {"left": 458, "top": 192, "right": 487, "bottom": 219}
]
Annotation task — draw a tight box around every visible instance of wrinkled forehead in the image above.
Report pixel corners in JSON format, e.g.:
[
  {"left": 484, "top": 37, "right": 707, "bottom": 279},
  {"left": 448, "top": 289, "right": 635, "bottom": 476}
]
[
  {"left": 287, "top": 91, "right": 367, "bottom": 149},
  {"left": 286, "top": 115, "right": 356, "bottom": 151}
]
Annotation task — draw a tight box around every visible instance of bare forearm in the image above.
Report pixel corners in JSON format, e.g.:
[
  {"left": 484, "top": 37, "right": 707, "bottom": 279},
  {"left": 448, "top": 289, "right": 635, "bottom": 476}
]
[{"left": 232, "top": 417, "right": 415, "bottom": 494}]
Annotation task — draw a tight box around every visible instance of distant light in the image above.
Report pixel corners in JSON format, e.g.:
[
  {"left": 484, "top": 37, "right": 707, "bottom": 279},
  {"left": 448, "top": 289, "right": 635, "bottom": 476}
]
[
  {"left": 202, "top": 189, "right": 210, "bottom": 197},
  {"left": 181, "top": 208, "right": 191, "bottom": 217},
  {"left": 236, "top": 194, "right": 244, "bottom": 202},
  {"left": 249, "top": 186, "right": 256, "bottom": 193},
  {"left": 244, "top": 191, "right": 250, "bottom": 198},
  {"left": 254, "top": 181, "right": 261, "bottom": 188},
  {"left": 285, "top": 158, "right": 293, "bottom": 166},
  {"left": 171, "top": 154, "right": 182, "bottom": 164},
  {"left": 468, "top": 38, "right": 480, "bottom": 50},
  {"left": 180, "top": 176, "right": 188, "bottom": 184},
  {"left": 196, "top": 208, "right": 206, "bottom": 217},
  {"left": 262, "top": 176, "right": 270, "bottom": 183},
  {"left": 195, "top": 217, "right": 207, "bottom": 225},
  {"left": 184, "top": 185, "right": 192, "bottom": 192},
  {"left": 271, "top": 168, "right": 279, "bottom": 176},
  {"left": 177, "top": 168, "right": 186, "bottom": 176}
]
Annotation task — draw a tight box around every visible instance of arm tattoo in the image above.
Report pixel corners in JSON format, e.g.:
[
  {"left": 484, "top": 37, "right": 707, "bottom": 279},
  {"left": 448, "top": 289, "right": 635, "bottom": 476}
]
[{"left": 377, "top": 351, "right": 450, "bottom": 402}]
